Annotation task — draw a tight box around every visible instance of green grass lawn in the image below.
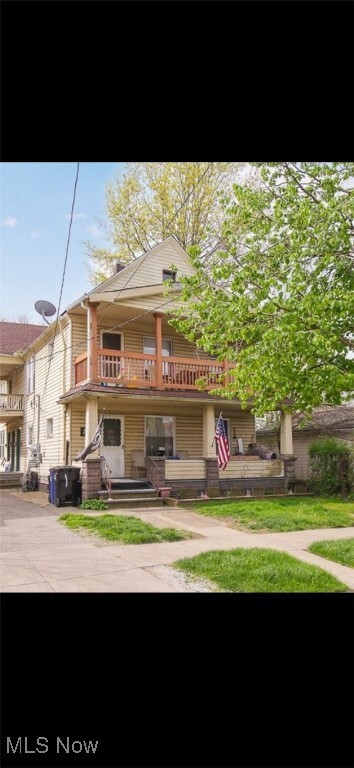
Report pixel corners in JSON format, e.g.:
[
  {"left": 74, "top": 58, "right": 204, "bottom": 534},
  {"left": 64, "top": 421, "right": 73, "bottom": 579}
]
[
  {"left": 308, "top": 538, "right": 354, "bottom": 568},
  {"left": 60, "top": 513, "right": 194, "bottom": 544},
  {"left": 174, "top": 548, "right": 349, "bottom": 592},
  {"left": 192, "top": 497, "right": 354, "bottom": 532}
]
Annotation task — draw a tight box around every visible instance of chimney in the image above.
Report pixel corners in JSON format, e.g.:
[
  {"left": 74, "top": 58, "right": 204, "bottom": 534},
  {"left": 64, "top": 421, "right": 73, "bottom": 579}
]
[{"left": 114, "top": 261, "right": 125, "bottom": 274}]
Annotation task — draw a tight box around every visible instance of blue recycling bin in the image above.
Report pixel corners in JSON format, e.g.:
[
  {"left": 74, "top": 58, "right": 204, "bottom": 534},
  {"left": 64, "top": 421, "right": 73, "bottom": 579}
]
[{"left": 48, "top": 466, "right": 81, "bottom": 507}]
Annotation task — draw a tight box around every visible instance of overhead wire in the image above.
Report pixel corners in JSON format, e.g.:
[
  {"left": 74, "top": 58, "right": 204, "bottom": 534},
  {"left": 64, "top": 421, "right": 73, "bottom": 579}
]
[
  {"left": 24, "top": 162, "right": 212, "bottom": 371},
  {"left": 41, "top": 162, "right": 80, "bottom": 407}
]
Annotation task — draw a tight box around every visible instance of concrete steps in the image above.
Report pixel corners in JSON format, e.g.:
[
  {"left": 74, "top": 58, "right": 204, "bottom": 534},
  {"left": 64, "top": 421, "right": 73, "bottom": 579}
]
[{"left": 0, "top": 472, "right": 22, "bottom": 489}]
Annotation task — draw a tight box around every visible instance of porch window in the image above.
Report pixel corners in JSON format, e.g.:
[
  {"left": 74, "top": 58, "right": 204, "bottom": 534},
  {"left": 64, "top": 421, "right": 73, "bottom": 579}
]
[
  {"left": 143, "top": 337, "right": 172, "bottom": 377},
  {"left": 101, "top": 332, "right": 122, "bottom": 351},
  {"left": 145, "top": 416, "right": 174, "bottom": 457}
]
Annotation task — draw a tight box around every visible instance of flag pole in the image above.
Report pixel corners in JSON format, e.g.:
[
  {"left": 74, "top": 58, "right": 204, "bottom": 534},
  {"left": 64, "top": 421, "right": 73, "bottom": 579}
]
[{"left": 211, "top": 411, "right": 223, "bottom": 447}]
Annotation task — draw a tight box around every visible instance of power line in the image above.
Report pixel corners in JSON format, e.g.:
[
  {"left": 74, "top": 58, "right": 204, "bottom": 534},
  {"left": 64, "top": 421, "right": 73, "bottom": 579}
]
[
  {"left": 24, "top": 163, "right": 213, "bottom": 372},
  {"left": 42, "top": 162, "right": 80, "bottom": 405},
  {"left": 165, "top": 162, "right": 214, "bottom": 230}
]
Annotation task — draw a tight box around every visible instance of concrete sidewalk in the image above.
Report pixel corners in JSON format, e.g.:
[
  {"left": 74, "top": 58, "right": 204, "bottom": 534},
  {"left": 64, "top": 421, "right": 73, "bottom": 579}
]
[{"left": 1, "top": 491, "right": 353, "bottom": 592}]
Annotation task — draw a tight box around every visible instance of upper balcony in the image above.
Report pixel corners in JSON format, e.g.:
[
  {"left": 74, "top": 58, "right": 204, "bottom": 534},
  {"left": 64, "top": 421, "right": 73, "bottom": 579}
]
[
  {"left": 74, "top": 349, "right": 225, "bottom": 391},
  {"left": 0, "top": 393, "right": 24, "bottom": 420}
]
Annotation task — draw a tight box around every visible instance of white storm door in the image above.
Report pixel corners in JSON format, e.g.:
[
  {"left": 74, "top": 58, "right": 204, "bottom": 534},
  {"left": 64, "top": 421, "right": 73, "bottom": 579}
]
[{"left": 101, "top": 416, "right": 125, "bottom": 477}]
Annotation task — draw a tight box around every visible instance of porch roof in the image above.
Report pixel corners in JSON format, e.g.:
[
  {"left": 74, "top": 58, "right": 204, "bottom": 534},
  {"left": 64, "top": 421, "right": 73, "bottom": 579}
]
[{"left": 58, "top": 381, "right": 243, "bottom": 406}]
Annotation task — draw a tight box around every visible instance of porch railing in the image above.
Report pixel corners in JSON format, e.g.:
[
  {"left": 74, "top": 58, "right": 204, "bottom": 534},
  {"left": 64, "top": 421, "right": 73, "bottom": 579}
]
[
  {"left": 0, "top": 394, "right": 24, "bottom": 411},
  {"left": 74, "top": 349, "right": 225, "bottom": 390}
]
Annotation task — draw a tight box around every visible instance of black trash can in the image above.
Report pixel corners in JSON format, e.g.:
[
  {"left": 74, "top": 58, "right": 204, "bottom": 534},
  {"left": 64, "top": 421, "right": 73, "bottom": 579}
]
[{"left": 49, "top": 466, "right": 81, "bottom": 507}]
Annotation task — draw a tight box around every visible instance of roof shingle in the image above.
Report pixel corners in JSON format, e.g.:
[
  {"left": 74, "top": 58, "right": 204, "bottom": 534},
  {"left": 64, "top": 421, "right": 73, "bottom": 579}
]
[{"left": 0, "top": 322, "right": 44, "bottom": 355}]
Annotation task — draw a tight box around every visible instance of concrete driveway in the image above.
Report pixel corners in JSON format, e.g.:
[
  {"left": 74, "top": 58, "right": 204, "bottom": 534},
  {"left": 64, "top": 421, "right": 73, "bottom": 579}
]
[{"left": 1, "top": 490, "right": 354, "bottom": 592}]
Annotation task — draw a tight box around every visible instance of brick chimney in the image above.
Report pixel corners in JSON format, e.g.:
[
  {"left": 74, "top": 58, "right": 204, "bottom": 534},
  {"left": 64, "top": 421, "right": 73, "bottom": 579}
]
[{"left": 114, "top": 261, "right": 125, "bottom": 274}]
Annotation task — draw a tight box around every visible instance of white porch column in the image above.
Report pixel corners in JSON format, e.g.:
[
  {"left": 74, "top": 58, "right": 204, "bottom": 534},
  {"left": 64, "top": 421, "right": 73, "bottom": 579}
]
[
  {"left": 85, "top": 398, "right": 99, "bottom": 453},
  {"left": 203, "top": 404, "right": 217, "bottom": 458},
  {"left": 280, "top": 411, "right": 293, "bottom": 456}
]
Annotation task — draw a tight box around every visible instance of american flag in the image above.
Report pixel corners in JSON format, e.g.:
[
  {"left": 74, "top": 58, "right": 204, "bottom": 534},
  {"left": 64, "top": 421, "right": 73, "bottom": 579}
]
[{"left": 215, "top": 415, "right": 230, "bottom": 470}]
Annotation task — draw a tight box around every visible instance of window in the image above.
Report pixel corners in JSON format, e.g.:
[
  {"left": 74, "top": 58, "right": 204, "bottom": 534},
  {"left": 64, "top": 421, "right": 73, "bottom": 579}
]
[
  {"left": 47, "top": 418, "right": 53, "bottom": 438},
  {"left": 143, "top": 337, "right": 172, "bottom": 378},
  {"left": 27, "top": 426, "right": 33, "bottom": 447},
  {"left": 145, "top": 416, "right": 174, "bottom": 457},
  {"left": 162, "top": 269, "right": 176, "bottom": 282},
  {"left": 0, "top": 430, "right": 5, "bottom": 459},
  {"left": 26, "top": 357, "right": 35, "bottom": 394},
  {"left": 143, "top": 337, "right": 172, "bottom": 357},
  {"left": 101, "top": 331, "right": 122, "bottom": 351}
]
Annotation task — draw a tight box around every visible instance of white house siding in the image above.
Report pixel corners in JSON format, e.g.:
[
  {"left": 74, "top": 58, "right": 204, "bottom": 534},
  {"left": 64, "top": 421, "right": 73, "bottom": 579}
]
[
  {"left": 0, "top": 362, "right": 27, "bottom": 472},
  {"left": 22, "top": 321, "right": 71, "bottom": 483}
]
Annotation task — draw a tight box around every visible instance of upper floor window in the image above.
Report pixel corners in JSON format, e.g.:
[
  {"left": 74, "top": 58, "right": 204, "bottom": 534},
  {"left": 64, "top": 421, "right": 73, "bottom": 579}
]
[
  {"left": 47, "top": 418, "right": 53, "bottom": 438},
  {"left": 162, "top": 269, "right": 176, "bottom": 283},
  {"left": 26, "top": 357, "right": 35, "bottom": 394}
]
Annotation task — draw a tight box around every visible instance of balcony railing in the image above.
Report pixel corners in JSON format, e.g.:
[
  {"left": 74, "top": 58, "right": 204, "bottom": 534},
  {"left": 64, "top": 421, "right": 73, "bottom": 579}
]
[
  {"left": 0, "top": 394, "right": 24, "bottom": 412},
  {"left": 74, "top": 349, "right": 225, "bottom": 390}
]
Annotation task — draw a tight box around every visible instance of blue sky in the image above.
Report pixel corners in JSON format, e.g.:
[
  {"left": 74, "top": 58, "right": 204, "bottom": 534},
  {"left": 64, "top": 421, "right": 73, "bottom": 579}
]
[{"left": 0, "top": 163, "right": 125, "bottom": 323}]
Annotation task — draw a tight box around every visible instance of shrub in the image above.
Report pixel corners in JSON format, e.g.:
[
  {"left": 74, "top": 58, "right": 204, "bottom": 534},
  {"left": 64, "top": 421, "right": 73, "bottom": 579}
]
[
  {"left": 80, "top": 498, "right": 109, "bottom": 511},
  {"left": 308, "top": 437, "right": 354, "bottom": 497}
]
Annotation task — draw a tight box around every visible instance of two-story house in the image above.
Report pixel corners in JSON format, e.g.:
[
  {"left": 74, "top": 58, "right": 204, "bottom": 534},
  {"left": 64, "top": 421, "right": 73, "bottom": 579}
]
[
  {"left": 0, "top": 322, "right": 44, "bottom": 482},
  {"left": 0, "top": 238, "right": 295, "bottom": 499}
]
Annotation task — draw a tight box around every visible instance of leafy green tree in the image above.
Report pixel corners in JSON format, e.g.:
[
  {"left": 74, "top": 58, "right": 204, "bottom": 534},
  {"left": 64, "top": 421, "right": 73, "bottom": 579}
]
[
  {"left": 87, "top": 162, "right": 240, "bottom": 283},
  {"left": 170, "top": 162, "right": 354, "bottom": 414}
]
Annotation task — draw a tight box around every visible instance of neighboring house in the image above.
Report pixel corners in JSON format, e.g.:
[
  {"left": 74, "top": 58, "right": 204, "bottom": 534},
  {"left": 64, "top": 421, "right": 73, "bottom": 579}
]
[
  {"left": 0, "top": 322, "right": 44, "bottom": 473},
  {"left": 257, "top": 405, "right": 354, "bottom": 482},
  {"left": 0, "top": 238, "right": 295, "bottom": 498}
]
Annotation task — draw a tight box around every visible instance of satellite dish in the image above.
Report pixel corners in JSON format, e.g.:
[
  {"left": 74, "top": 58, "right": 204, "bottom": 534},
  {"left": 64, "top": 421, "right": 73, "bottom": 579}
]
[{"left": 35, "top": 300, "right": 56, "bottom": 325}]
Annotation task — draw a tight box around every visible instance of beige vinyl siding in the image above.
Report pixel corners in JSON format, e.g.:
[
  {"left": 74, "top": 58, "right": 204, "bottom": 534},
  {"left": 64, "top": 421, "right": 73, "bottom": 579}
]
[
  {"left": 91, "top": 240, "right": 195, "bottom": 297},
  {"left": 175, "top": 413, "right": 203, "bottom": 457},
  {"left": 71, "top": 315, "right": 88, "bottom": 386},
  {"left": 166, "top": 460, "right": 206, "bottom": 480},
  {"left": 97, "top": 322, "right": 211, "bottom": 361},
  {"left": 70, "top": 403, "right": 86, "bottom": 464},
  {"left": 219, "top": 459, "right": 284, "bottom": 479},
  {"left": 226, "top": 410, "right": 256, "bottom": 455}
]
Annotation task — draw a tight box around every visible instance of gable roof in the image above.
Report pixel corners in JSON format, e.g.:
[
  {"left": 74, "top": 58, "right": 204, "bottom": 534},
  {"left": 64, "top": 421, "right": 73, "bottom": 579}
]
[
  {"left": 65, "top": 236, "right": 196, "bottom": 312},
  {"left": 0, "top": 322, "right": 44, "bottom": 355}
]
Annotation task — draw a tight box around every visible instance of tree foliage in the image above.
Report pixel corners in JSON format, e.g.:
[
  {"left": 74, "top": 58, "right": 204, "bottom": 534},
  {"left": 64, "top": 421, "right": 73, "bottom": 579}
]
[
  {"left": 308, "top": 437, "right": 353, "bottom": 496},
  {"left": 87, "top": 162, "right": 240, "bottom": 283},
  {"left": 170, "top": 162, "right": 354, "bottom": 414}
]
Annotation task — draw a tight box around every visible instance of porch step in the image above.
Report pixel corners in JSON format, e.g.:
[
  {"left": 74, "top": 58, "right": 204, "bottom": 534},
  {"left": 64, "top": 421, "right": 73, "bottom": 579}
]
[
  {"left": 99, "top": 488, "right": 158, "bottom": 500},
  {"left": 0, "top": 472, "right": 23, "bottom": 489},
  {"left": 104, "top": 497, "right": 166, "bottom": 509}
]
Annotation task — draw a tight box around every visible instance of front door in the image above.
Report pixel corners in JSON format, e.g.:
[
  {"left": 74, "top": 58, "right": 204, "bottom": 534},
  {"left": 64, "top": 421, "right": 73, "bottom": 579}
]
[{"left": 101, "top": 416, "right": 124, "bottom": 477}]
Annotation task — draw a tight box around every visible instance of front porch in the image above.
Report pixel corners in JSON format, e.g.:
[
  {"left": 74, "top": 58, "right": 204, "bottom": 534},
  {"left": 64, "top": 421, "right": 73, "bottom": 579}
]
[{"left": 70, "top": 388, "right": 295, "bottom": 502}]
